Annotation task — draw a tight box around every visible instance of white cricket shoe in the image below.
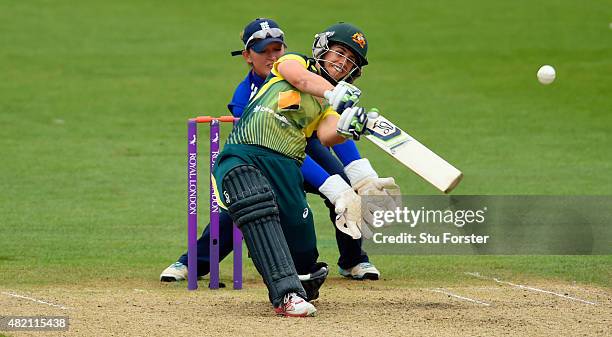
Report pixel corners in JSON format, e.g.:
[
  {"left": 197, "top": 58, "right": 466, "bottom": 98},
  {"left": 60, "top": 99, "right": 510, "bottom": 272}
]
[
  {"left": 274, "top": 293, "right": 317, "bottom": 317},
  {"left": 339, "top": 262, "right": 380, "bottom": 280},
  {"left": 160, "top": 262, "right": 188, "bottom": 282}
]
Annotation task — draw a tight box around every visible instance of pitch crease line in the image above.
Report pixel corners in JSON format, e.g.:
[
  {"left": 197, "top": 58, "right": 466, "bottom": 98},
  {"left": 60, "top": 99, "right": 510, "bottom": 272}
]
[
  {"left": 465, "top": 272, "right": 596, "bottom": 305},
  {"left": 430, "top": 288, "right": 490, "bottom": 306},
  {"left": 2, "top": 291, "right": 70, "bottom": 310}
]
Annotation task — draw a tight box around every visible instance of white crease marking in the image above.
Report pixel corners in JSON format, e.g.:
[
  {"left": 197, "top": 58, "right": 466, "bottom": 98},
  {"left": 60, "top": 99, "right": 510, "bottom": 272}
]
[
  {"left": 2, "top": 291, "right": 70, "bottom": 310},
  {"left": 431, "top": 288, "right": 491, "bottom": 306},
  {"left": 465, "top": 272, "right": 596, "bottom": 305}
]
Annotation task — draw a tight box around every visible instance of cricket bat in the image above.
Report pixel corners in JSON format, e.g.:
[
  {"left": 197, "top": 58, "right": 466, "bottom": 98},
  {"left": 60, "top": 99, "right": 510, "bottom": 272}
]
[{"left": 365, "top": 112, "right": 463, "bottom": 193}]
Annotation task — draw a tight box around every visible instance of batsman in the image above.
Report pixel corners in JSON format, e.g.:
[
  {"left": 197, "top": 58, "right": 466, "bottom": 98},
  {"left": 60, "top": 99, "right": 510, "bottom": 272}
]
[{"left": 212, "top": 22, "right": 397, "bottom": 317}]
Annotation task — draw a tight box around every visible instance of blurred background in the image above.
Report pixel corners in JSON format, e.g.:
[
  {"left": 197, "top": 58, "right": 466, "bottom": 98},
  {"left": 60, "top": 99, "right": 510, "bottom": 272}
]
[{"left": 1, "top": 0, "right": 611, "bottom": 288}]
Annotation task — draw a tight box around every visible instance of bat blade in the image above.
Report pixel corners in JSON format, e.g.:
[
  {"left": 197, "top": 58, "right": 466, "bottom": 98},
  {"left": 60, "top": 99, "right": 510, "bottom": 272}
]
[{"left": 365, "top": 114, "right": 463, "bottom": 193}]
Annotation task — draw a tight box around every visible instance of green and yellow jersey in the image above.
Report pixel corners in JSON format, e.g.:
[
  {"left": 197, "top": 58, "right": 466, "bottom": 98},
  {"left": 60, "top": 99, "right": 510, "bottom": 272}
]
[{"left": 225, "top": 53, "right": 339, "bottom": 162}]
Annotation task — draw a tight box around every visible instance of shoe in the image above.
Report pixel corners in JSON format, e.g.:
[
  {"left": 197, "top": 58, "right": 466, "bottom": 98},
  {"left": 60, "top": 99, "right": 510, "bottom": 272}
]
[
  {"left": 160, "top": 262, "right": 188, "bottom": 282},
  {"left": 339, "top": 262, "right": 380, "bottom": 280},
  {"left": 274, "top": 293, "right": 317, "bottom": 317}
]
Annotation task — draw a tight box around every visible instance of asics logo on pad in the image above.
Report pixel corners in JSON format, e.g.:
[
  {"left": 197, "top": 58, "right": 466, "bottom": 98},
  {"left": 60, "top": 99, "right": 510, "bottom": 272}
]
[{"left": 303, "top": 208, "right": 309, "bottom": 218}]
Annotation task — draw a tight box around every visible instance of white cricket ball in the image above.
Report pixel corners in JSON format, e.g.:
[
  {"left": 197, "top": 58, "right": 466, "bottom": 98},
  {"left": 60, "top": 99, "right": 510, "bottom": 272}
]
[{"left": 537, "top": 65, "right": 556, "bottom": 85}]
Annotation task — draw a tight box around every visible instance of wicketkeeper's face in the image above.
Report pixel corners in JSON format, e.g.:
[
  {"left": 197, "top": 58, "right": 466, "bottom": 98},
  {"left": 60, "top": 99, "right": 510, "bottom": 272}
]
[
  {"left": 244, "top": 42, "right": 285, "bottom": 78},
  {"left": 322, "top": 44, "right": 358, "bottom": 81}
]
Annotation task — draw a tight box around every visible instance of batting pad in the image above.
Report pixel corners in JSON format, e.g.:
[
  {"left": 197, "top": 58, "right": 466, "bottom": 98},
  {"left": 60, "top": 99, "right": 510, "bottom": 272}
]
[{"left": 223, "top": 165, "right": 307, "bottom": 306}]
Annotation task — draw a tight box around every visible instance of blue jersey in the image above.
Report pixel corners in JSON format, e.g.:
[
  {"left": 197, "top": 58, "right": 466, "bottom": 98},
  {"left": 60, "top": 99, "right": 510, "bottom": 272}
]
[{"left": 227, "top": 70, "right": 266, "bottom": 117}]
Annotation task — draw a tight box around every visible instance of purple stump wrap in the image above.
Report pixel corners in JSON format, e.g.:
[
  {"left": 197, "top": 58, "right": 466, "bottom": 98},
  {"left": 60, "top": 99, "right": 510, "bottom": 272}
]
[
  {"left": 187, "top": 119, "right": 198, "bottom": 291},
  {"left": 209, "top": 120, "right": 221, "bottom": 289},
  {"left": 187, "top": 116, "right": 242, "bottom": 291},
  {"left": 232, "top": 118, "right": 243, "bottom": 289},
  {"left": 232, "top": 225, "right": 243, "bottom": 289}
]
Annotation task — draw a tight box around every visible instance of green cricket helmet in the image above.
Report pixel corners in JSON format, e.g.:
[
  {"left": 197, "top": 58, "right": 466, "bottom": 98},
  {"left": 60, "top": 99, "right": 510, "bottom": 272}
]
[{"left": 312, "top": 22, "right": 368, "bottom": 84}]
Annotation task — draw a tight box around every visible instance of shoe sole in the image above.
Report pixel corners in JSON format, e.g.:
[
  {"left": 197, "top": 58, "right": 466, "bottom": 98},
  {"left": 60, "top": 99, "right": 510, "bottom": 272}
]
[
  {"left": 274, "top": 308, "right": 317, "bottom": 317},
  {"left": 342, "top": 272, "right": 380, "bottom": 281},
  {"left": 160, "top": 276, "right": 207, "bottom": 282},
  {"left": 359, "top": 272, "right": 379, "bottom": 280},
  {"left": 160, "top": 276, "right": 183, "bottom": 282}
]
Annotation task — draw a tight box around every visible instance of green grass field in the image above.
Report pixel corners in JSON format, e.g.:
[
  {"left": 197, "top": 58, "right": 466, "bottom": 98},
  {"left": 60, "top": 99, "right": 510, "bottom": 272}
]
[{"left": 1, "top": 0, "right": 611, "bottom": 292}]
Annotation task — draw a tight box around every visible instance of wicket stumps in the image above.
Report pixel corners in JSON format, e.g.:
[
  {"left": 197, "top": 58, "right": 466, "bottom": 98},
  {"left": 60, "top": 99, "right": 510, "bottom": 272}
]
[{"left": 187, "top": 115, "right": 242, "bottom": 291}]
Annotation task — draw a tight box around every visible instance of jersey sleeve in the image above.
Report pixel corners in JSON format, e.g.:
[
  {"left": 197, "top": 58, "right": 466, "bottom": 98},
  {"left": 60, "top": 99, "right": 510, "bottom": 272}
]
[
  {"left": 251, "top": 53, "right": 312, "bottom": 103},
  {"left": 227, "top": 76, "right": 253, "bottom": 117},
  {"left": 271, "top": 53, "right": 309, "bottom": 79},
  {"left": 303, "top": 106, "right": 340, "bottom": 138}
]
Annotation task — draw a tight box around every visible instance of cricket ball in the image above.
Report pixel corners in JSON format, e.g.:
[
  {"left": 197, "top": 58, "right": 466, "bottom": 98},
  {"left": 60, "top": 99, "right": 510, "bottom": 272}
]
[{"left": 537, "top": 65, "right": 556, "bottom": 85}]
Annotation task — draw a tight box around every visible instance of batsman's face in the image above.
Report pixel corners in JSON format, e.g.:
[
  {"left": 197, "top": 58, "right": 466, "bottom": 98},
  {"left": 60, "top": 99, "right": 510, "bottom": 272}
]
[
  {"left": 322, "top": 44, "right": 358, "bottom": 81},
  {"left": 244, "top": 42, "right": 285, "bottom": 78}
]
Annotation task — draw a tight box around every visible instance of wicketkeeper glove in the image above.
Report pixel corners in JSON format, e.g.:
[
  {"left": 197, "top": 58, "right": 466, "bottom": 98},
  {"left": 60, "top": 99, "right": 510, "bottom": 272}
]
[
  {"left": 345, "top": 158, "right": 402, "bottom": 236},
  {"left": 324, "top": 81, "right": 361, "bottom": 113},
  {"left": 318, "top": 174, "right": 362, "bottom": 239}
]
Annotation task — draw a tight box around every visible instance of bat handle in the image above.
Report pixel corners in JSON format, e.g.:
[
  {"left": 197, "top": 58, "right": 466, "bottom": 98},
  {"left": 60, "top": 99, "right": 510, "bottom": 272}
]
[
  {"left": 343, "top": 100, "right": 354, "bottom": 111},
  {"left": 365, "top": 110, "right": 380, "bottom": 130}
]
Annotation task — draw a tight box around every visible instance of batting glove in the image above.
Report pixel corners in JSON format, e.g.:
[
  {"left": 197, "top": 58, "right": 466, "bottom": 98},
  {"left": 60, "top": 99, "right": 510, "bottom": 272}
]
[
  {"left": 337, "top": 106, "right": 371, "bottom": 140},
  {"left": 324, "top": 81, "right": 361, "bottom": 113},
  {"left": 318, "top": 174, "right": 362, "bottom": 239}
]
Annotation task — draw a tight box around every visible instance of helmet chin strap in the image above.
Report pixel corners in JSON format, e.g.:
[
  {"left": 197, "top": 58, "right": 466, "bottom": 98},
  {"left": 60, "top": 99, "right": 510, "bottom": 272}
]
[
  {"left": 316, "top": 59, "right": 340, "bottom": 85},
  {"left": 316, "top": 58, "right": 360, "bottom": 85}
]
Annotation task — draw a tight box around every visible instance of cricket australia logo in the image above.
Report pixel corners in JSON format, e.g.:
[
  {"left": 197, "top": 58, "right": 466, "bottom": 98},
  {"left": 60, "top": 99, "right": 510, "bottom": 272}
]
[
  {"left": 189, "top": 134, "right": 197, "bottom": 145},
  {"left": 211, "top": 133, "right": 219, "bottom": 143},
  {"left": 352, "top": 32, "right": 366, "bottom": 48}
]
